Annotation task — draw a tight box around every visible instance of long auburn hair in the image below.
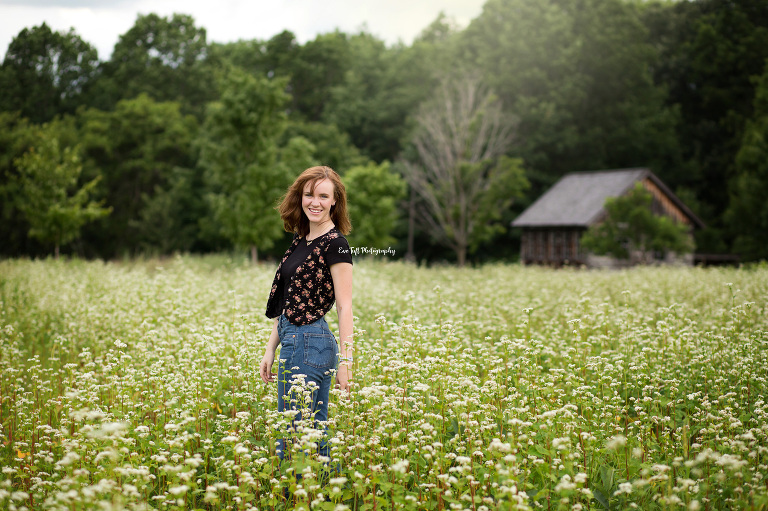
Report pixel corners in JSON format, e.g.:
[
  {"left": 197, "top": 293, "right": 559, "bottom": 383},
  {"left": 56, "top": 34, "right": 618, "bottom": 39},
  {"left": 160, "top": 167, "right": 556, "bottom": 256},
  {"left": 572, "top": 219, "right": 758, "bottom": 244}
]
[{"left": 277, "top": 166, "right": 352, "bottom": 237}]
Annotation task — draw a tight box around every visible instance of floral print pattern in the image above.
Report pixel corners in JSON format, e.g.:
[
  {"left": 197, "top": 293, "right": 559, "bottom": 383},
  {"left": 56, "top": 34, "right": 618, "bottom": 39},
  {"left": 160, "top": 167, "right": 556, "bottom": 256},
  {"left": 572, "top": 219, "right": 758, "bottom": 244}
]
[{"left": 265, "top": 229, "right": 346, "bottom": 325}]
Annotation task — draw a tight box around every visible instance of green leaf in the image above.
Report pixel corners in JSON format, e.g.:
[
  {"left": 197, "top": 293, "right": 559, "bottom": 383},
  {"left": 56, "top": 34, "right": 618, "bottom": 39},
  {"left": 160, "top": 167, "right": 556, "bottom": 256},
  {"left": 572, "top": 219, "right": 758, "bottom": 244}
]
[
  {"left": 600, "top": 465, "right": 616, "bottom": 492},
  {"left": 593, "top": 487, "right": 610, "bottom": 510}
]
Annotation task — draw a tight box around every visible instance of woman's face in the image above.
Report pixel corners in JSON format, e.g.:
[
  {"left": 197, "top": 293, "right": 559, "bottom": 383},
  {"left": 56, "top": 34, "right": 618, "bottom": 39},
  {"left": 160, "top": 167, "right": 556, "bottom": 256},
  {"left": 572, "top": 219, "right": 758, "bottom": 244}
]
[{"left": 302, "top": 178, "right": 335, "bottom": 226}]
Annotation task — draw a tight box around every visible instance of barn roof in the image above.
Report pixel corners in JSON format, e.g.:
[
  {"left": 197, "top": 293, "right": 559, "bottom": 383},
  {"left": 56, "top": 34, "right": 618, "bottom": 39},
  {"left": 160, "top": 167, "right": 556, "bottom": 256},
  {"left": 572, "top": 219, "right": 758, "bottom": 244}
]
[{"left": 511, "top": 168, "right": 704, "bottom": 228}]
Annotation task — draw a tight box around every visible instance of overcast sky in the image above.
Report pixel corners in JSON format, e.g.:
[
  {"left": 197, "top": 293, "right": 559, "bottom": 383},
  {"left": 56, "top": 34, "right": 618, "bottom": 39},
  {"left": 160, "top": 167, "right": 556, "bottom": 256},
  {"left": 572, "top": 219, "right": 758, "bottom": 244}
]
[{"left": 0, "top": 0, "right": 486, "bottom": 60}]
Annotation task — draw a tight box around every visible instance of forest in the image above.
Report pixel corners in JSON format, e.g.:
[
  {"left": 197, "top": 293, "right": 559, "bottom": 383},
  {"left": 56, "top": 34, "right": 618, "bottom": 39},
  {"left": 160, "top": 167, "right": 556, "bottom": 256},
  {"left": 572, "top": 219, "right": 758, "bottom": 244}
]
[{"left": 1, "top": 0, "right": 767, "bottom": 263}]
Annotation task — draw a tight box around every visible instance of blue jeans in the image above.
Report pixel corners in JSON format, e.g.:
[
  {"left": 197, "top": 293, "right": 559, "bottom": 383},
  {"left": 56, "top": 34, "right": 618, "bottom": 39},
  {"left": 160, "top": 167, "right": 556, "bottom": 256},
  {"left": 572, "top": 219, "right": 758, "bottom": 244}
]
[{"left": 276, "top": 314, "right": 339, "bottom": 460}]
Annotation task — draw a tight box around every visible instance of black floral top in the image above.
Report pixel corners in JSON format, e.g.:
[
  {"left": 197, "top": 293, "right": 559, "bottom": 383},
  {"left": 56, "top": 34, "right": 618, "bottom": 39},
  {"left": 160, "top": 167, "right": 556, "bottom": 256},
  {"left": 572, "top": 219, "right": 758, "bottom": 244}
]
[{"left": 265, "top": 228, "right": 352, "bottom": 325}]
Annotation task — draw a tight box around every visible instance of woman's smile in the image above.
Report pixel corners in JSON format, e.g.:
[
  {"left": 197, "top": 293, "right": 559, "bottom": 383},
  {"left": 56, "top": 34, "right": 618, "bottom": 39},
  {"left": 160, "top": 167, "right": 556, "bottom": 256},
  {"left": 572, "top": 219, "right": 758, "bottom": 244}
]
[{"left": 302, "top": 178, "right": 335, "bottom": 225}]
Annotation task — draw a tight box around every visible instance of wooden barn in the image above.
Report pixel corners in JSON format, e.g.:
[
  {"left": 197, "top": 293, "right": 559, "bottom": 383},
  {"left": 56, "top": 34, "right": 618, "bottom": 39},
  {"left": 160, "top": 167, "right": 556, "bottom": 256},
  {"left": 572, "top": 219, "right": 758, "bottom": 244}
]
[{"left": 511, "top": 168, "right": 705, "bottom": 267}]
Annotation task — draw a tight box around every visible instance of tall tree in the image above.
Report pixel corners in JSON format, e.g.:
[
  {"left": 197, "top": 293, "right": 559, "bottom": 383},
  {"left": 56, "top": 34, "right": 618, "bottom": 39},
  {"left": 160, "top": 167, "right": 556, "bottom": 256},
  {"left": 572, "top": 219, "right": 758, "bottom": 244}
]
[
  {"left": 460, "top": 0, "right": 679, "bottom": 196},
  {"left": 279, "top": 120, "right": 368, "bottom": 173},
  {"left": 343, "top": 161, "right": 406, "bottom": 249},
  {"left": 323, "top": 21, "right": 454, "bottom": 163},
  {"left": 0, "top": 112, "right": 38, "bottom": 256},
  {"left": 198, "top": 68, "right": 304, "bottom": 262},
  {"left": 209, "top": 39, "right": 268, "bottom": 76},
  {"left": 210, "top": 30, "right": 299, "bottom": 80},
  {"left": 287, "top": 32, "right": 351, "bottom": 122},
  {"left": 0, "top": 23, "right": 99, "bottom": 123},
  {"left": 131, "top": 165, "right": 206, "bottom": 254},
  {"left": 726, "top": 62, "right": 768, "bottom": 261},
  {"left": 78, "top": 94, "right": 199, "bottom": 257},
  {"left": 643, "top": 0, "right": 768, "bottom": 252},
  {"left": 14, "top": 128, "right": 110, "bottom": 258},
  {"left": 403, "top": 75, "right": 529, "bottom": 266},
  {"left": 94, "top": 13, "right": 216, "bottom": 118}
]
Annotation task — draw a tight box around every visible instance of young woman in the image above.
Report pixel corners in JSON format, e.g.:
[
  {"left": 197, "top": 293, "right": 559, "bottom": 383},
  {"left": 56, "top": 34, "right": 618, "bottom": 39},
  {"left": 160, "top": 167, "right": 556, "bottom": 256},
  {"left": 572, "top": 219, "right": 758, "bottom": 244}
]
[{"left": 260, "top": 166, "right": 353, "bottom": 460}]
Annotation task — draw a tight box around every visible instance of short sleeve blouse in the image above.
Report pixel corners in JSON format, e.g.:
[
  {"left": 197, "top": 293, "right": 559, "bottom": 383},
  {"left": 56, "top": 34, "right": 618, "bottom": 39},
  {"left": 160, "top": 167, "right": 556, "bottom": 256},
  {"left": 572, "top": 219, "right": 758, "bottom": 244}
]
[{"left": 278, "top": 232, "right": 352, "bottom": 312}]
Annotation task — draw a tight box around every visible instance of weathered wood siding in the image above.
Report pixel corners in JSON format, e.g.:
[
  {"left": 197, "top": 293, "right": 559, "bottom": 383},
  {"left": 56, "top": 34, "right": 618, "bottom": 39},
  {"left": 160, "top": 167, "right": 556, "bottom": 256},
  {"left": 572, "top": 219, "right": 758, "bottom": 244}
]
[
  {"left": 521, "top": 228, "right": 585, "bottom": 265},
  {"left": 641, "top": 178, "right": 692, "bottom": 226}
]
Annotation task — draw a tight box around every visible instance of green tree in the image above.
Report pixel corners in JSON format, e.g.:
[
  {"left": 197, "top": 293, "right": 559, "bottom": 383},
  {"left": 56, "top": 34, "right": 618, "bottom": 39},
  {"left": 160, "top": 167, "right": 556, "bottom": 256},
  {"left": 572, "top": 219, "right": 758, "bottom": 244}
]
[
  {"left": 0, "top": 23, "right": 99, "bottom": 123},
  {"left": 210, "top": 30, "right": 300, "bottom": 80},
  {"left": 131, "top": 166, "right": 205, "bottom": 254},
  {"left": 211, "top": 27, "right": 443, "bottom": 164},
  {"left": 0, "top": 112, "right": 38, "bottom": 256},
  {"left": 14, "top": 130, "right": 110, "bottom": 258},
  {"left": 78, "top": 94, "right": 199, "bottom": 257},
  {"left": 460, "top": 0, "right": 680, "bottom": 196},
  {"left": 344, "top": 161, "right": 407, "bottom": 249},
  {"left": 323, "top": 23, "right": 453, "bottom": 163},
  {"left": 323, "top": 33, "right": 413, "bottom": 162},
  {"left": 403, "top": 75, "right": 529, "bottom": 266},
  {"left": 93, "top": 13, "right": 216, "bottom": 118},
  {"left": 279, "top": 120, "right": 368, "bottom": 172},
  {"left": 581, "top": 183, "right": 693, "bottom": 262},
  {"left": 726, "top": 62, "right": 768, "bottom": 261},
  {"left": 643, "top": 0, "right": 768, "bottom": 252},
  {"left": 198, "top": 68, "right": 303, "bottom": 262},
  {"left": 288, "top": 32, "right": 352, "bottom": 122},
  {"left": 209, "top": 39, "right": 268, "bottom": 76}
]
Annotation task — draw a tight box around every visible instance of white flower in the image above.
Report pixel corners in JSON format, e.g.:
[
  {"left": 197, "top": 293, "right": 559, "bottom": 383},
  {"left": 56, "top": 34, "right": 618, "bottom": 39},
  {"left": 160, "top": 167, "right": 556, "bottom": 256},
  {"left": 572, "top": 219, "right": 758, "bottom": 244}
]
[
  {"left": 554, "top": 475, "right": 575, "bottom": 491},
  {"left": 489, "top": 438, "right": 512, "bottom": 453},
  {"left": 11, "top": 491, "right": 29, "bottom": 502},
  {"left": 56, "top": 451, "right": 80, "bottom": 467},
  {"left": 613, "top": 482, "right": 632, "bottom": 496},
  {"left": 606, "top": 435, "right": 627, "bottom": 450},
  {"left": 101, "top": 422, "right": 127, "bottom": 434},
  {"left": 168, "top": 485, "right": 188, "bottom": 496},
  {"left": 391, "top": 459, "right": 409, "bottom": 474}
]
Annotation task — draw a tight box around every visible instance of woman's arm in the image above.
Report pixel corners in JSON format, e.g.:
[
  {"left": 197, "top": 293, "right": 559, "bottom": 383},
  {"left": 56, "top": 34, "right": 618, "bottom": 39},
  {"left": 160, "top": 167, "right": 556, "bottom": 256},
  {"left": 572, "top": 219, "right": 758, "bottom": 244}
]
[
  {"left": 330, "top": 262, "right": 353, "bottom": 393},
  {"left": 259, "top": 318, "right": 280, "bottom": 383}
]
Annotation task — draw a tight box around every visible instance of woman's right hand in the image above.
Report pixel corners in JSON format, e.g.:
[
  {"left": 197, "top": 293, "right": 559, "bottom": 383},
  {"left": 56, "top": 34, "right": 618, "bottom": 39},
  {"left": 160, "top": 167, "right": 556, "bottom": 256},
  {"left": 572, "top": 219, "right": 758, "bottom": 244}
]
[
  {"left": 261, "top": 319, "right": 280, "bottom": 384},
  {"left": 260, "top": 352, "right": 276, "bottom": 383}
]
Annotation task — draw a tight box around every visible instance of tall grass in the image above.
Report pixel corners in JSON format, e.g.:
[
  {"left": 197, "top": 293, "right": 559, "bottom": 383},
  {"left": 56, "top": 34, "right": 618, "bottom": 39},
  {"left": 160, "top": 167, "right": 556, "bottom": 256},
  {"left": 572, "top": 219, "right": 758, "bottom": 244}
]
[{"left": 1, "top": 257, "right": 766, "bottom": 510}]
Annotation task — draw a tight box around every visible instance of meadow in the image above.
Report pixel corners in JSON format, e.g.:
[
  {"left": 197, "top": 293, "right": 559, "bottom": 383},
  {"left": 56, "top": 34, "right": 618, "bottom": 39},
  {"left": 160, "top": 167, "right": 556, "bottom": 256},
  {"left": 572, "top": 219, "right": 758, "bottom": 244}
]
[{"left": 0, "top": 257, "right": 766, "bottom": 511}]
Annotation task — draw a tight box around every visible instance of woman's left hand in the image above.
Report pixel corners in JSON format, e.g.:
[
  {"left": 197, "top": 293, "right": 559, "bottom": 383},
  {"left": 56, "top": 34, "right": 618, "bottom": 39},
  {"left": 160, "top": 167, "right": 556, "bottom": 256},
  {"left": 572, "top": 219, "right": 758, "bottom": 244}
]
[{"left": 336, "top": 364, "right": 352, "bottom": 395}]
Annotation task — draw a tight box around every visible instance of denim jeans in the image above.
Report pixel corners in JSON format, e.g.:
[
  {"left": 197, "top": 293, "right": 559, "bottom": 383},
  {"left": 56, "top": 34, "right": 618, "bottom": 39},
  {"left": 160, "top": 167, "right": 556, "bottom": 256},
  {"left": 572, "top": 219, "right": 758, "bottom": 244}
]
[{"left": 276, "top": 314, "right": 339, "bottom": 460}]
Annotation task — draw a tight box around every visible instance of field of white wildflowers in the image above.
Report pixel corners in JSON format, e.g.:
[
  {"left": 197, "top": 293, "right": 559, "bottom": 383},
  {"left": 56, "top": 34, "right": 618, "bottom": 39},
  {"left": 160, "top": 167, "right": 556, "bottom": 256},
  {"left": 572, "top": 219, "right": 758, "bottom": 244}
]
[{"left": 0, "top": 257, "right": 767, "bottom": 511}]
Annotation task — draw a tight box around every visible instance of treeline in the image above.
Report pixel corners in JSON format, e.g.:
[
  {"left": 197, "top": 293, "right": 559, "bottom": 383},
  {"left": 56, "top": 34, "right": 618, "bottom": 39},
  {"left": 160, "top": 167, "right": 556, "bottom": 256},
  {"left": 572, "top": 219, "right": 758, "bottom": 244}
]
[{"left": 1, "top": 0, "right": 767, "bottom": 262}]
